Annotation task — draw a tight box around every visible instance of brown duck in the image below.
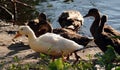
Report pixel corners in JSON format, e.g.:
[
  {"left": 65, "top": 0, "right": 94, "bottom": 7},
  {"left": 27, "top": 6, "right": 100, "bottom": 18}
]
[
  {"left": 58, "top": 10, "right": 84, "bottom": 32},
  {"left": 27, "top": 13, "right": 53, "bottom": 37},
  {"left": 84, "top": 8, "right": 120, "bottom": 54}
]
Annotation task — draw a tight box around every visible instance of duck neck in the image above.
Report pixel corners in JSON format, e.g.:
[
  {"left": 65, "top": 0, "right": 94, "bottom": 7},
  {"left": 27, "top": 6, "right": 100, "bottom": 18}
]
[
  {"left": 27, "top": 30, "right": 37, "bottom": 41},
  {"left": 90, "top": 14, "right": 101, "bottom": 36},
  {"left": 98, "top": 17, "right": 106, "bottom": 33}
]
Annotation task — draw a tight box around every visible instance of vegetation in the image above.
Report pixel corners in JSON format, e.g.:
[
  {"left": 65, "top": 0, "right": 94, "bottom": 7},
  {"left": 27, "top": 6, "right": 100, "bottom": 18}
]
[
  {"left": 0, "top": 0, "right": 40, "bottom": 24},
  {"left": 0, "top": 0, "right": 75, "bottom": 25},
  {"left": 95, "top": 45, "right": 120, "bottom": 70}
]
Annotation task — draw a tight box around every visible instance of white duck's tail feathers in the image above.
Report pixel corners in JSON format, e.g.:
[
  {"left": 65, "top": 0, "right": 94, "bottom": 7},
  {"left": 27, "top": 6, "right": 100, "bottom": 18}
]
[
  {"left": 74, "top": 45, "right": 85, "bottom": 52},
  {"left": 80, "top": 45, "right": 84, "bottom": 48},
  {"left": 77, "top": 45, "right": 84, "bottom": 49}
]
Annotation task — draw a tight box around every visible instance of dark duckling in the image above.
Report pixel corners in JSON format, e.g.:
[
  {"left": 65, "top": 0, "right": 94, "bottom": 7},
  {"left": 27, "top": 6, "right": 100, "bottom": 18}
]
[
  {"left": 58, "top": 10, "right": 84, "bottom": 32},
  {"left": 84, "top": 8, "right": 120, "bottom": 54},
  {"left": 27, "top": 13, "right": 53, "bottom": 37}
]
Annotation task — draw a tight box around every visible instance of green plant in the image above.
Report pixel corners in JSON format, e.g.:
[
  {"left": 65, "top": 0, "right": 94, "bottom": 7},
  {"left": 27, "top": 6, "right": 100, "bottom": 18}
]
[
  {"left": 112, "top": 36, "right": 120, "bottom": 39},
  {"left": 115, "top": 66, "right": 120, "bottom": 70},
  {"left": 74, "top": 54, "right": 96, "bottom": 70},
  {"left": 95, "top": 45, "right": 118, "bottom": 70},
  {"left": 0, "top": 0, "right": 40, "bottom": 24},
  {"left": 48, "top": 58, "right": 64, "bottom": 70}
]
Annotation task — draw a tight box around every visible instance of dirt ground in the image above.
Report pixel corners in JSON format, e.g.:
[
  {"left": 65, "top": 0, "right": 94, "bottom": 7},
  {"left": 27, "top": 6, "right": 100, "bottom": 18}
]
[{"left": 0, "top": 21, "right": 102, "bottom": 69}]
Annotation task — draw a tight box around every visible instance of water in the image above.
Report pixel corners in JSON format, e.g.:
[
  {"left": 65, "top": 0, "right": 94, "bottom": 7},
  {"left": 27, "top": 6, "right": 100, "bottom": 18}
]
[{"left": 36, "top": 0, "right": 120, "bottom": 37}]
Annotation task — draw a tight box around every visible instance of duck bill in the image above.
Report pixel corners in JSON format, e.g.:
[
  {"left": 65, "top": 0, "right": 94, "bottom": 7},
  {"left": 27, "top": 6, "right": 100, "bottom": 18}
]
[
  {"left": 13, "top": 32, "right": 22, "bottom": 39},
  {"left": 83, "top": 14, "right": 89, "bottom": 18}
]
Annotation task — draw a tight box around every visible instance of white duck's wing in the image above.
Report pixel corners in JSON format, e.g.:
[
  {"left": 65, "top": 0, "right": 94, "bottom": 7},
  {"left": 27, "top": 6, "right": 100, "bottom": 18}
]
[
  {"left": 39, "top": 33, "right": 61, "bottom": 45},
  {"left": 39, "top": 33, "right": 83, "bottom": 55},
  {"left": 56, "top": 38, "right": 84, "bottom": 53},
  {"left": 37, "top": 33, "right": 64, "bottom": 55}
]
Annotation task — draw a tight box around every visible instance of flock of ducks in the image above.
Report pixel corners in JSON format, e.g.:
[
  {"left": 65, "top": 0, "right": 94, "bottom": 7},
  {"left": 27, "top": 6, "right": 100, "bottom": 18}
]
[
  {"left": 84, "top": 8, "right": 120, "bottom": 55},
  {"left": 13, "top": 8, "right": 120, "bottom": 62}
]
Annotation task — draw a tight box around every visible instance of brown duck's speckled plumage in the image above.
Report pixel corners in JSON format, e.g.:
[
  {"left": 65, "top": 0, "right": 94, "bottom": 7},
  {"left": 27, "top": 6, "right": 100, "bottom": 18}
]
[{"left": 58, "top": 10, "right": 84, "bottom": 32}]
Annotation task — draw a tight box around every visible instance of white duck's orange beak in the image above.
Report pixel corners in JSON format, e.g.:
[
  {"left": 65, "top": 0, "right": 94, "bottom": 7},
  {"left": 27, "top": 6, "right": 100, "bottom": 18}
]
[
  {"left": 12, "top": 32, "right": 22, "bottom": 42},
  {"left": 13, "top": 32, "right": 22, "bottom": 39}
]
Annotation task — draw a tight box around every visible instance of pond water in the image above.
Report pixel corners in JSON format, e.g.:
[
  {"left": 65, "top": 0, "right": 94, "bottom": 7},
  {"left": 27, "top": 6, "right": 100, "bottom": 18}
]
[{"left": 36, "top": 0, "right": 120, "bottom": 37}]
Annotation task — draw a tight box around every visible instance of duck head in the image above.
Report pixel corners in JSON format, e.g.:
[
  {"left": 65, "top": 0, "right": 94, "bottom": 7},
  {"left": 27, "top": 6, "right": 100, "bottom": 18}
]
[
  {"left": 84, "top": 8, "right": 100, "bottom": 18},
  {"left": 13, "top": 26, "right": 31, "bottom": 39},
  {"left": 101, "top": 15, "right": 107, "bottom": 23},
  {"left": 27, "top": 13, "right": 52, "bottom": 37},
  {"left": 38, "top": 12, "right": 47, "bottom": 21},
  {"left": 27, "top": 12, "right": 47, "bottom": 26}
]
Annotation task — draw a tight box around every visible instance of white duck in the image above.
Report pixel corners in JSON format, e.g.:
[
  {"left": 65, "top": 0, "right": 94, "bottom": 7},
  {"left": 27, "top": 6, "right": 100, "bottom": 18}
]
[{"left": 13, "top": 26, "right": 84, "bottom": 61}]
